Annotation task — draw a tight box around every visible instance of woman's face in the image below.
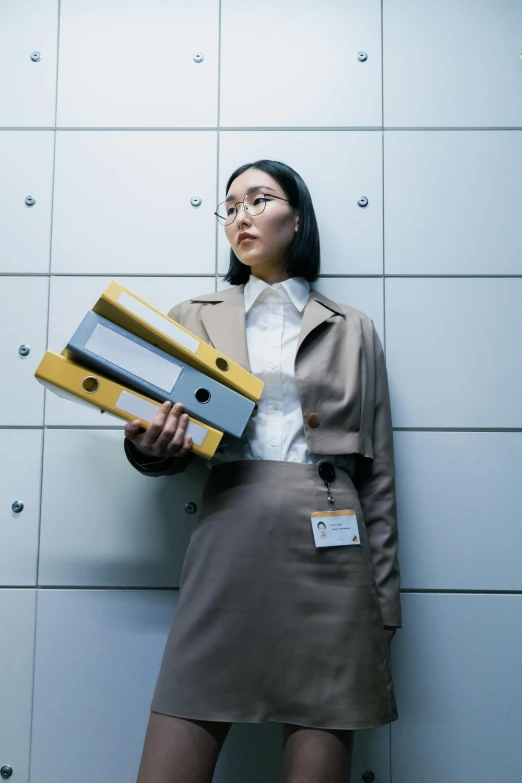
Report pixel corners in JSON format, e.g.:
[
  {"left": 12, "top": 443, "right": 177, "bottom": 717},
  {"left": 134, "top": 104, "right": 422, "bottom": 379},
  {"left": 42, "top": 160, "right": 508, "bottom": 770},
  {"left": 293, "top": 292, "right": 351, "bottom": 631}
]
[{"left": 223, "top": 168, "right": 299, "bottom": 280}]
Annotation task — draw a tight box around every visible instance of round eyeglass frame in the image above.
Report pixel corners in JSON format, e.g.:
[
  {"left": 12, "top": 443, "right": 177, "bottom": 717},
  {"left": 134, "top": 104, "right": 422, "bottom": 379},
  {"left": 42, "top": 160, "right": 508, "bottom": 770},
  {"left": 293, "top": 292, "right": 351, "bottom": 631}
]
[{"left": 214, "top": 191, "right": 290, "bottom": 225}]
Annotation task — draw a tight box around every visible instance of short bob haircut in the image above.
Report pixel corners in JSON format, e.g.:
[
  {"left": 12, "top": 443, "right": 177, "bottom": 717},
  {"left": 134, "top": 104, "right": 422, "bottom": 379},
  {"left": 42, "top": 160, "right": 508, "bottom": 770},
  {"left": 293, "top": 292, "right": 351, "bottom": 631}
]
[{"left": 221, "top": 159, "right": 321, "bottom": 286}]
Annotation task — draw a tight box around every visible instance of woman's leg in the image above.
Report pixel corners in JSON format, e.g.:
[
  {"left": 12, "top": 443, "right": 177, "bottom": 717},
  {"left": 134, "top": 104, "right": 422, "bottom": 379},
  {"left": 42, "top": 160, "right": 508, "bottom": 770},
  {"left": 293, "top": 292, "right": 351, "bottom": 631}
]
[
  {"left": 281, "top": 723, "right": 355, "bottom": 783},
  {"left": 136, "top": 711, "right": 233, "bottom": 783}
]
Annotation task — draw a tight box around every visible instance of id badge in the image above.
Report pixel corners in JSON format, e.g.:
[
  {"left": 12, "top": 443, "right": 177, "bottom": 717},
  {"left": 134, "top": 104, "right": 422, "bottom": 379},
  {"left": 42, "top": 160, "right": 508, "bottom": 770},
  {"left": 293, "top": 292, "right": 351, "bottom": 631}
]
[{"left": 310, "top": 509, "right": 361, "bottom": 548}]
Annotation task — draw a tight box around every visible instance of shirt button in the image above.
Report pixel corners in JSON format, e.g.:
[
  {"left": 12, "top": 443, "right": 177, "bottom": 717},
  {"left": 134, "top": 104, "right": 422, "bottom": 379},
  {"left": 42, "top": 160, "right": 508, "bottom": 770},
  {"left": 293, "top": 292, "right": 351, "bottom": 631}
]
[
  {"left": 272, "top": 342, "right": 278, "bottom": 347},
  {"left": 269, "top": 361, "right": 276, "bottom": 368},
  {"left": 272, "top": 403, "right": 279, "bottom": 410},
  {"left": 271, "top": 440, "right": 277, "bottom": 446},
  {"left": 273, "top": 308, "right": 280, "bottom": 314},
  {"left": 307, "top": 412, "right": 320, "bottom": 427}
]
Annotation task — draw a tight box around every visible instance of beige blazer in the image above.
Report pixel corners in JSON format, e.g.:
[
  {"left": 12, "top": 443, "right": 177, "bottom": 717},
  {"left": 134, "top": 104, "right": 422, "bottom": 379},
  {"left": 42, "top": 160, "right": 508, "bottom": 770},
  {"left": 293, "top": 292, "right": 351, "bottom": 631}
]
[{"left": 124, "top": 283, "right": 402, "bottom": 627}]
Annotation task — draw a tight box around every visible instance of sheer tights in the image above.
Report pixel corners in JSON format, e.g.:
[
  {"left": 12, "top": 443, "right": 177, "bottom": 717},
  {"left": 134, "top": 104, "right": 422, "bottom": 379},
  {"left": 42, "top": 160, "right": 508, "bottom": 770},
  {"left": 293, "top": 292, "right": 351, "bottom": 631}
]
[{"left": 136, "top": 711, "right": 354, "bottom": 783}]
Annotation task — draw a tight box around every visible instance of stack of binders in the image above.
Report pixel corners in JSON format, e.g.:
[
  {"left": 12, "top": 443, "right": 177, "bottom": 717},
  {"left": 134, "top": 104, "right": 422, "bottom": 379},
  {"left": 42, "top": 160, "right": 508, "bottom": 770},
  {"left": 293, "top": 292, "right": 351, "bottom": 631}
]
[{"left": 34, "top": 281, "right": 264, "bottom": 460}]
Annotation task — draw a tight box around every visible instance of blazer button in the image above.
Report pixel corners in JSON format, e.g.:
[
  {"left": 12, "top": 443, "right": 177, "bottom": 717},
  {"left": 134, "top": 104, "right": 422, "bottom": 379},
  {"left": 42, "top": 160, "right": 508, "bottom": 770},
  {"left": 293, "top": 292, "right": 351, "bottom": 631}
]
[{"left": 307, "top": 412, "right": 320, "bottom": 428}]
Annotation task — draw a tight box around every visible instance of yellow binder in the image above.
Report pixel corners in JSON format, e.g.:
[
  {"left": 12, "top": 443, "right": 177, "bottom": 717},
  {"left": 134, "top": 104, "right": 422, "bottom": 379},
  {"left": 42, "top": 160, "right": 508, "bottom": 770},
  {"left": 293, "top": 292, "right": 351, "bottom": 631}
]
[
  {"left": 91, "top": 280, "right": 264, "bottom": 403},
  {"left": 35, "top": 351, "right": 223, "bottom": 460}
]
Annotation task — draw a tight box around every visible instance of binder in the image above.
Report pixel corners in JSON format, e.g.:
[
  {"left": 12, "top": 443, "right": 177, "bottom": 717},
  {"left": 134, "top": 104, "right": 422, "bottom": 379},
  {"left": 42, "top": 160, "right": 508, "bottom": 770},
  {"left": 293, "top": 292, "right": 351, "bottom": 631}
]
[
  {"left": 64, "top": 311, "right": 256, "bottom": 439},
  {"left": 35, "top": 351, "right": 223, "bottom": 460},
  {"left": 92, "top": 280, "right": 264, "bottom": 403}
]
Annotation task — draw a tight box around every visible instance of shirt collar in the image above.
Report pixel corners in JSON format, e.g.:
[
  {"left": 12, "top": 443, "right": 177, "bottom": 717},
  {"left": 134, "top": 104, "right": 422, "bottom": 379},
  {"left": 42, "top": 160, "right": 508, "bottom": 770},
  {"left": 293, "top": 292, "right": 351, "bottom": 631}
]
[{"left": 243, "top": 274, "right": 311, "bottom": 314}]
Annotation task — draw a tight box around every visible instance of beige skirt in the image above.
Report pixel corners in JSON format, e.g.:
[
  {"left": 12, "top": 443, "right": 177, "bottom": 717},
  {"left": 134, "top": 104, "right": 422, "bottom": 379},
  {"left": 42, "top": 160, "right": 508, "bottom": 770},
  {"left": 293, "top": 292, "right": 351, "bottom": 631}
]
[{"left": 150, "top": 459, "right": 398, "bottom": 730}]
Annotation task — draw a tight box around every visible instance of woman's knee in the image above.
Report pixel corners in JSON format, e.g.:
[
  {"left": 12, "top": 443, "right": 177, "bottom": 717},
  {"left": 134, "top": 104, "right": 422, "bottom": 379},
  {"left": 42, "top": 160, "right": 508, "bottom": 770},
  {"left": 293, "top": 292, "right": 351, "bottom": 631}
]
[
  {"left": 282, "top": 723, "right": 355, "bottom": 783},
  {"left": 136, "top": 712, "right": 233, "bottom": 783}
]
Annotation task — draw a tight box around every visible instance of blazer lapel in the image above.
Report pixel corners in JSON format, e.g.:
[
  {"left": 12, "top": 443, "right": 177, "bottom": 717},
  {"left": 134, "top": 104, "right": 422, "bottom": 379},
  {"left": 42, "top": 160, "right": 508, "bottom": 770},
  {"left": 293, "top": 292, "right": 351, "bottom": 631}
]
[
  {"left": 190, "top": 283, "right": 344, "bottom": 374},
  {"left": 296, "top": 290, "right": 344, "bottom": 355},
  {"left": 195, "top": 285, "right": 252, "bottom": 372}
]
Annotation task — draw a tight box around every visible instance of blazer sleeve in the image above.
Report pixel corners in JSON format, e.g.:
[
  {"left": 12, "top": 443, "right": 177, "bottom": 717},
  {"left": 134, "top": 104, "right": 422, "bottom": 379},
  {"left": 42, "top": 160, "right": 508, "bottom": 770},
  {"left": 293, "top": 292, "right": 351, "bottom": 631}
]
[
  {"left": 122, "top": 299, "right": 194, "bottom": 478},
  {"left": 354, "top": 330, "right": 402, "bottom": 628},
  {"left": 124, "top": 436, "right": 194, "bottom": 477}
]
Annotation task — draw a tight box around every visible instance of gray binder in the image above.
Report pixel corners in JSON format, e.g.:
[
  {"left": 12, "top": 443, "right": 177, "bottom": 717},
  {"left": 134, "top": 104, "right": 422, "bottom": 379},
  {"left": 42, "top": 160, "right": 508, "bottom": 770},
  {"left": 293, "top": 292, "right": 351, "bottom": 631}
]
[{"left": 66, "top": 311, "right": 256, "bottom": 438}]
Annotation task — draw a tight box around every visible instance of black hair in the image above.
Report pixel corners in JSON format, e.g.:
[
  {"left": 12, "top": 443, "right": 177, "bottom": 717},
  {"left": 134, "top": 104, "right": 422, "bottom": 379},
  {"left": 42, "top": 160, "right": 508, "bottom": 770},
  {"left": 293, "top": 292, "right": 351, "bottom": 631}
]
[
  {"left": 221, "top": 159, "right": 321, "bottom": 285},
  {"left": 317, "top": 521, "right": 327, "bottom": 530}
]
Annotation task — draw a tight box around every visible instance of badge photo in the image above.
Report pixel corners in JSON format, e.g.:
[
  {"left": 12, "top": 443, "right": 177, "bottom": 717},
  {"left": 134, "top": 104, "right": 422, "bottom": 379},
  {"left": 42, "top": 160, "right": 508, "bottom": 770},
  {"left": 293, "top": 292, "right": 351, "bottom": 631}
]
[{"left": 310, "top": 509, "right": 361, "bottom": 549}]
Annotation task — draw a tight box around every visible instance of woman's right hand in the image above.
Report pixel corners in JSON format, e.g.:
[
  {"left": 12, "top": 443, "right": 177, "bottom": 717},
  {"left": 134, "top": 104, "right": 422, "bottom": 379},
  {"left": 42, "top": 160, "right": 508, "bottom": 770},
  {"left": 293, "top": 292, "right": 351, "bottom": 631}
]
[{"left": 124, "top": 401, "right": 193, "bottom": 459}]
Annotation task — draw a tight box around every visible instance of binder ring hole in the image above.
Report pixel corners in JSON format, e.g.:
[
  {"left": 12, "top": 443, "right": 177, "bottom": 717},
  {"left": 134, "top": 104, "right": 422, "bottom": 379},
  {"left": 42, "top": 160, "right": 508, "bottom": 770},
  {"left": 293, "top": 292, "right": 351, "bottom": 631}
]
[
  {"left": 215, "top": 357, "right": 229, "bottom": 371},
  {"left": 195, "top": 388, "right": 211, "bottom": 404},
  {"left": 82, "top": 376, "right": 100, "bottom": 394}
]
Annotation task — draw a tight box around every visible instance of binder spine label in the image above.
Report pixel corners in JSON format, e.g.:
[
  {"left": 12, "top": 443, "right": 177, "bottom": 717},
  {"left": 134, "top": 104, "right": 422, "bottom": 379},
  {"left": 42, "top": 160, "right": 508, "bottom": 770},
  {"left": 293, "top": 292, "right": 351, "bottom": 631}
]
[
  {"left": 86, "top": 324, "right": 182, "bottom": 392},
  {"left": 185, "top": 420, "right": 208, "bottom": 446},
  {"left": 115, "top": 390, "right": 160, "bottom": 422},
  {"left": 117, "top": 291, "right": 199, "bottom": 354}
]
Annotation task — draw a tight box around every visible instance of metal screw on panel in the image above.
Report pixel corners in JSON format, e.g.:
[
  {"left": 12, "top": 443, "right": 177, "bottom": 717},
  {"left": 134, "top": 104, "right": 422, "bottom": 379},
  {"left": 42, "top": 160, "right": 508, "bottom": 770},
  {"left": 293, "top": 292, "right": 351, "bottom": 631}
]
[
  {"left": 357, "top": 197, "right": 368, "bottom": 208},
  {"left": 357, "top": 51, "right": 368, "bottom": 62},
  {"left": 193, "top": 52, "right": 204, "bottom": 63},
  {"left": 30, "top": 51, "right": 41, "bottom": 62},
  {"left": 12, "top": 501, "right": 24, "bottom": 514},
  {"left": 184, "top": 502, "right": 197, "bottom": 515},
  {"left": 25, "top": 196, "right": 36, "bottom": 206},
  {"left": 190, "top": 197, "right": 202, "bottom": 207},
  {"left": 19, "top": 344, "right": 30, "bottom": 356},
  {"left": 361, "top": 770, "right": 375, "bottom": 782}
]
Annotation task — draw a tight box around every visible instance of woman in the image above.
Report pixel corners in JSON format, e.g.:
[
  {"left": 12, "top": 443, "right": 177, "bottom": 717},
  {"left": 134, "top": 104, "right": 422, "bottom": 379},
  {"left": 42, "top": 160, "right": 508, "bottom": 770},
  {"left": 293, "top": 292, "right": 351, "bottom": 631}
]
[{"left": 124, "top": 159, "right": 402, "bottom": 783}]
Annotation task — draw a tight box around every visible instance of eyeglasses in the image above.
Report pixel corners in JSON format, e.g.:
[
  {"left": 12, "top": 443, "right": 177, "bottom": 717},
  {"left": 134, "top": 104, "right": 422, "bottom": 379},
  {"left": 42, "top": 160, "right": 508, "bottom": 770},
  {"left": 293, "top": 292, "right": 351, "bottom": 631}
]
[{"left": 214, "top": 189, "right": 289, "bottom": 226}]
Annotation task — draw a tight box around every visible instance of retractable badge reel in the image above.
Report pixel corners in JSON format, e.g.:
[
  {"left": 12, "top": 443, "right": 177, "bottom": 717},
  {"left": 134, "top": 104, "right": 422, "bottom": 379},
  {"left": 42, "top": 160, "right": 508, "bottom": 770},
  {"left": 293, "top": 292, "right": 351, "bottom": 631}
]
[
  {"left": 310, "top": 460, "right": 361, "bottom": 548},
  {"left": 318, "top": 460, "right": 337, "bottom": 507}
]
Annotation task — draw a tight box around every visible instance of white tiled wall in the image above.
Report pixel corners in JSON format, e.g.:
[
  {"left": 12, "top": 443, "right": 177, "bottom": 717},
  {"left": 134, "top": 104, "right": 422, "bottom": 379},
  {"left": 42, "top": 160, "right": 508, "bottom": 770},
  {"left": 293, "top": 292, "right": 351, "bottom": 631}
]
[{"left": 1, "top": 1, "right": 520, "bottom": 781}]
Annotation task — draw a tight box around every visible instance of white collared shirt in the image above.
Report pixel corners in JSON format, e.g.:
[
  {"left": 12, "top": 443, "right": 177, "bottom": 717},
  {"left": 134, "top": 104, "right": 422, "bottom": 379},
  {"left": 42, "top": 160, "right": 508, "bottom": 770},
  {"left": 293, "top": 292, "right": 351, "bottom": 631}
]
[{"left": 207, "top": 274, "right": 355, "bottom": 476}]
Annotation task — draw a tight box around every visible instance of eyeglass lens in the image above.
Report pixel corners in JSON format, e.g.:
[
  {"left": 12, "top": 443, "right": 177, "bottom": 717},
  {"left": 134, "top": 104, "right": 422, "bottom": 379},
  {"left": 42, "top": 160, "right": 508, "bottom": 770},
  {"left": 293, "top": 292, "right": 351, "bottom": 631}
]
[{"left": 216, "top": 190, "right": 268, "bottom": 225}]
